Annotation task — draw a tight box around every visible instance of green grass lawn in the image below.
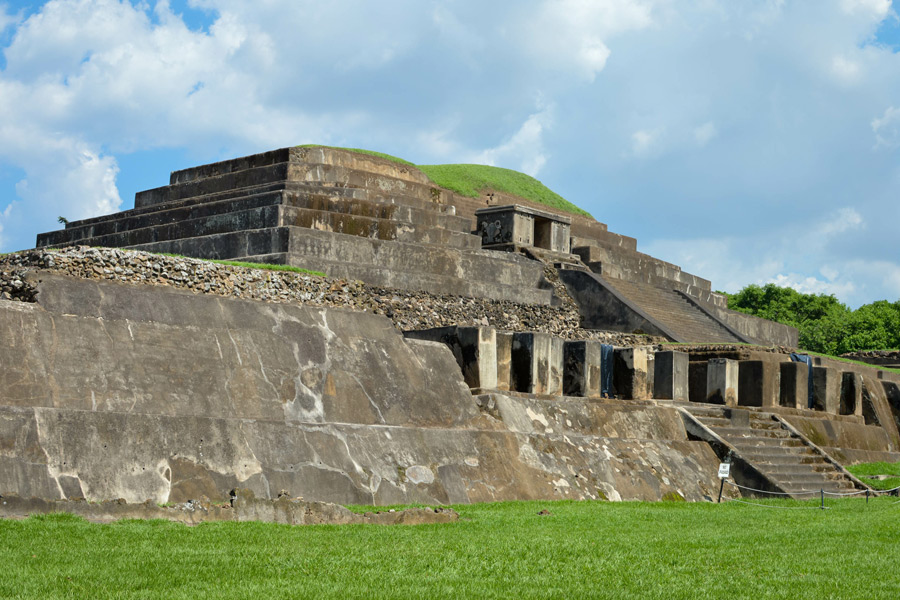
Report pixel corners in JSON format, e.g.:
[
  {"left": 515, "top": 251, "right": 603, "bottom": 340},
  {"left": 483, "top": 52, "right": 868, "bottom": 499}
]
[
  {"left": 846, "top": 461, "right": 900, "bottom": 491},
  {"left": 2, "top": 498, "right": 898, "bottom": 599}
]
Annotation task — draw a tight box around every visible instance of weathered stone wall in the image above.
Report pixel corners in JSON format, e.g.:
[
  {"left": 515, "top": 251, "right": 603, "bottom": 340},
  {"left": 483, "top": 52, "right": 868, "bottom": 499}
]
[
  {"left": 0, "top": 247, "right": 657, "bottom": 345},
  {"left": 0, "top": 272, "right": 726, "bottom": 505}
]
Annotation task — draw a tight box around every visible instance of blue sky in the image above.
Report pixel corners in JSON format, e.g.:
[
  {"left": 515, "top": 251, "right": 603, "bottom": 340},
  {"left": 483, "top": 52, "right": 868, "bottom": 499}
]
[{"left": 1, "top": 0, "right": 900, "bottom": 308}]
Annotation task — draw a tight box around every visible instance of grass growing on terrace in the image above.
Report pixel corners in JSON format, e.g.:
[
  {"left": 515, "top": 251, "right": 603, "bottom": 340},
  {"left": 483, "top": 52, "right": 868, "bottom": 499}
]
[
  {"left": 296, "top": 145, "right": 593, "bottom": 218},
  {"left": 151, "top": 252, "right": 325, "bottom": 277},
  {"left": 417, "top": 163, "right": 593, "bottom": 218},
  {"left": 295, "top": 144, "right": 415, "bottom": 166},
  {"left": 846, "top": 461, "right": 900, "bottom": 491},
  {"left": 2, "top": 499, "right": 899, "bottom": 599}
]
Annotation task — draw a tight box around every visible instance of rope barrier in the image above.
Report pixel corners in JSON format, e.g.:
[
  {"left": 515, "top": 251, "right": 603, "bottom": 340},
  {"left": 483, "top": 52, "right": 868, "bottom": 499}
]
[
  {"left": 723, "top": 498, "right": 826, "bottom": 510},
  {"left": 822, "top": 488, "right": 869, "bottom": 497},
  {"left": 724, "top": 480, "right": 814, "bottom": 496}
]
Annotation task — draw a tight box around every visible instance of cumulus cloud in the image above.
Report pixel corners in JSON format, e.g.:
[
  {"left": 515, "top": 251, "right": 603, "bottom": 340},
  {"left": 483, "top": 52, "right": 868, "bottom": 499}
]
[
  {"left": 840, "top": 0, "right": 892, "bottom": 19},
  {"left": 642, "top": 207, "right": 871, "bottom": 306},
  {"left": 629, "top": 128, "right": 664, "bottom": 158},
  {"left": 1, "top": 0, "right": 900, "bottom": 306},
  {"left": 471, "top": 107, "right": 553, "bottom": 176},
  {"left": 693, "top": 122, "right": 717, "bottom": 146},
  {"left": 872, "top": 106, "right": 900, "bottom": 148},
  {"left": 521, "top": 0, "right": 656, "bottom": 81}
]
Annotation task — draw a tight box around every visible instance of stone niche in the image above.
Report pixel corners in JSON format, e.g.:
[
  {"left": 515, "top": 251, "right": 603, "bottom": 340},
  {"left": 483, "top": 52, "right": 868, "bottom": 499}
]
[{"left": 475, "top": 204, "right": 572, "bottom": 253}]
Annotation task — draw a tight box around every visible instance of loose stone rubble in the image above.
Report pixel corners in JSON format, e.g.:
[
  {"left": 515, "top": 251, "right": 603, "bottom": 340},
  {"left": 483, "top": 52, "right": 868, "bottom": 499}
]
[
  {"left": 0, "top": 488, "right": 459, "bottom": 526},
  {"left": 0, "top": 246, "right": 661, "bottom": 345}
]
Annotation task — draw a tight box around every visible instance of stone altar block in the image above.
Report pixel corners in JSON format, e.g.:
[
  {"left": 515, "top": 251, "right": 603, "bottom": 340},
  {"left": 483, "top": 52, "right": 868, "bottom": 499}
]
[{"left": 475, "top": 205, "right": 572, "bottom": 253}]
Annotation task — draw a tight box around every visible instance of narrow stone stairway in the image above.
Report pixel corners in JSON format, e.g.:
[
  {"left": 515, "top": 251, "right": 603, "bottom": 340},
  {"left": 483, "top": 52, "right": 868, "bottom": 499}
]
[
  {"left": 685, "top": 405, "right": 862, "bottom": 497},
  {"left": 603, "top": 277, "right": 742, "bottom": 343}
]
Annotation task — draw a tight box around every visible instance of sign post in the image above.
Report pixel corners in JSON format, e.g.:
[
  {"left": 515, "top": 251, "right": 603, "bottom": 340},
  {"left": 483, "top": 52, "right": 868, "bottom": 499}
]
[{"left": 716, "top": 462, "right": 731, "bottom": 503}]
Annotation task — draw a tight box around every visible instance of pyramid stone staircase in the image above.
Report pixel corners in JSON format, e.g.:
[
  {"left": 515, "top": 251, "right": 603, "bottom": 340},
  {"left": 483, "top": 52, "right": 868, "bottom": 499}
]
[
  {"left": 36, "top": 147, "right": 553, "bottom": 305},
  {"left": 683, "top": 404, "right": 865, "bottom": 497},
  {"left": 603, "top": 278, "right": 744, "bottom": 344}
]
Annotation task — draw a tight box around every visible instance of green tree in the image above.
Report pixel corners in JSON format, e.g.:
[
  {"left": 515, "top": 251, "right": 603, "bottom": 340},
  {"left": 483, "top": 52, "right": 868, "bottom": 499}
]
[{"left": 723, "top": 283, "right": 900, "bottom": 355}]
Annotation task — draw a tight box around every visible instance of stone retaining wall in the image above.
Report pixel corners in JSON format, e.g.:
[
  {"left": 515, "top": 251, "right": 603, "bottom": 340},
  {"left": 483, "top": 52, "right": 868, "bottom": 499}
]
[{"left": 0, "top": 247, "right": 659, "bottom": 345}]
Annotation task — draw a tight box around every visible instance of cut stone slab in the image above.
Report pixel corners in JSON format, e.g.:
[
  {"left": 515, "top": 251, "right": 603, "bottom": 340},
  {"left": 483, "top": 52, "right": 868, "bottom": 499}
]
[
  {"left": 654, "top": 351, "right": 689, "bottom": 401},
  {"left": 511, "top": 332, "right": 564, "bottom": 395},
  {"left": 404, "top": 326, "right": 498, "bottom": 390},
  {"left": 813, "top": 366, "right": 840, "bottom": 414},
  {"left": 614, "top": 347, "right": 654, "bottom": 400},
  {"left": 563, "top": 340, "right": 609, "bottom": 398},
  {"left": 707, "top": 358, "right": 738, "bottom": 406},
  {"left": 780, "top": 361, "right": 809, "bottom": 409},
  {"left": 737, "top": 360, "right": 780, "bottom": 408},
  {"left": 840, "top": 372, "right": 864, "bottom": 417}
]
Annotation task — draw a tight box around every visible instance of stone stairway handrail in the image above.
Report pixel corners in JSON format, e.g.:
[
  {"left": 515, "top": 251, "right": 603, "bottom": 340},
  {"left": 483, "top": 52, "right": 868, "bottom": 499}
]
[
  {"left": 771, "top": 414, "right": 873, "bottom": 492},
  {"left": 675, "top": 406, "right": 793, "bottom": 497},
  {"left": 673, "top": 289, "right": 751, "bottom": 344}
]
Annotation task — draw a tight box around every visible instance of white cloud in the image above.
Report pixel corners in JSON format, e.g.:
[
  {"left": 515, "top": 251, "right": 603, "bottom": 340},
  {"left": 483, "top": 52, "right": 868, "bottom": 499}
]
[
  {"left": 522, "top": 0, "right": 657, "bottom": 81},
  {"left": 768, "top": 272, "right": 856, "bottom": 299},
  {"left": 831, "top": 55, "right": 861, "bottom": 84},
  {"left": 693, "top": 122, "right": 717, "bottom": 146},
  {"left": 840, "top": 0, "right": 892, "bottom": 19},
  {"left": 471, "top": 107, "right": 553, "bottom": 176},
  {"left": 872, "top": 106, "right": 900, "bottom": 148},
  {"left": 0, "top": 4, "right": 16, "bottom": 33},
  {"left": 630, "top": 128, "right": 663, "bottom": 158},
  {"left": 641, "top": 207, "right": 871, "bottom": 305}
]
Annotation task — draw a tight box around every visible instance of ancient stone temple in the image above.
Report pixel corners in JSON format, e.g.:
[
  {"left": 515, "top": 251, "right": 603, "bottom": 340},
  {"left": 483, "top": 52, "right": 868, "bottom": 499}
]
[{"left": 0, "top": 146, "right": 897, "bottom": 512}]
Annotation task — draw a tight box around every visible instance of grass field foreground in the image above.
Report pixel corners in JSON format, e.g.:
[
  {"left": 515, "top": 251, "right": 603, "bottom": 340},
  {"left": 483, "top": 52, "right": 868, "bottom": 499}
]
[{"left": 1, "top": 499, "right": 898, "bottom": 599}]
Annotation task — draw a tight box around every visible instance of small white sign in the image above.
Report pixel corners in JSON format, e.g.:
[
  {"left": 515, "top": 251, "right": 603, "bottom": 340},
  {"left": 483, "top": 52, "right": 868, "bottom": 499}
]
[{"left": 718, "top": 463, "right": 731, "bottom": 479}]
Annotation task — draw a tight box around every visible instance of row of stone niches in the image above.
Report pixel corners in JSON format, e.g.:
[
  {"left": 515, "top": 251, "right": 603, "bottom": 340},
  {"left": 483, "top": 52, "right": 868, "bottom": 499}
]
[{"left": 403, "top": 326, "right": 870, "bottom": 418}]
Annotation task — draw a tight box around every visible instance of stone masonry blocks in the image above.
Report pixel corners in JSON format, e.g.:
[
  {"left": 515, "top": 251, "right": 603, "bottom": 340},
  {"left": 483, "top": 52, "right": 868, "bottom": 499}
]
[
  {"left": 707, "top": 358, "right": 738, "bottom": 406},
  {"left": 404, "top": 326, "right": 497, "bottom": 390},
  {"left": 780, "top": 362, "right": 809, "bottom": 409},
  {"left": 653, "top": 351, "right": 689, "bottom": 401},
  {"left": 840, "top": 372, "right": 864, "bottom": 417},
  {"left": 495, "top": 332, "right": 513, "bottom": 391},
  {"left": 511, "top": 332, "right": 563, "bottom": 395},
  {"left": 737, "top": 360, "right": 780, "bottom": 408},
  {"left": 614, "top": 347, "right": 654, "bottom": 400},
  {"left": 812, "top": 366, "right": 840, "bottom": 414},
  {"left": 563, "top": 340, "right": 607, "bottom": 398}
]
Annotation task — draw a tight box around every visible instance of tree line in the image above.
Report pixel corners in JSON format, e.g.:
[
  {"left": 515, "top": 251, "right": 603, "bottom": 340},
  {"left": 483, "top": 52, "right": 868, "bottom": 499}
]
[{"left": 724, "top": 284, "right": 900, "bottom": 355}]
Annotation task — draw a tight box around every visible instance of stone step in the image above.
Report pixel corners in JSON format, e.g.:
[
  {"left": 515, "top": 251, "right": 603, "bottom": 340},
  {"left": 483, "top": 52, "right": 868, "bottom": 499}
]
[
  {"left": 45, "top": 178, "right": 461, "bottom": 249},
  {"left": 42, "top": 193, "right": 478, "bottom": 252},
  {"left": 729, "top": 436, "right": 806, "bottom": 449},
  {"left": 125, "top": 227, "right": 553, "bottom": 305},
  {"left": 278, "top": 206, "right": 480, "bottom": 249},
  {"left": 737, "top": 446, "right": 819, "bottom": 460},
  {"left": 136, "top": 162, "right": 292, "bottom": 206},
  {"left": 710, "top": 426, "right": 793, "bottom": 439},
  {"left": 694, "top": 416, "right": 732, "bottom": 428},
  {"left": 576, "top": 242, "right": 711, "bottom": 291},
  {"left": 170, "top": 146, "right": 434, "bottom": 187},
  {"left": 768, "top": 472, "right": 847, "bottom": 486},
  {"left": 571, "top": 233, "right": 637, "bottom": 252},
  {"left": 742, "top": 453, "right": 825, "bottom": 466},
  {"left": 281, "top": 190, "right": 472, "bottom": 234},
  {"left": 137, "top": 162, "right": 453, "bottom": 212},
  {"left": 40, "top": 190, "right": 287, "bottom": 246},
  {"left": 603, "top": 277, "right": 740, "bottom": 344},
  {"left": 276, "top": 254, "right": 553, "bottom": 305},
  {"left": 762, "top": 463, "right": 833, "bottom": 476},
  {"left": 59, "top": 205, "right": 284, "bottom": 250}
]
